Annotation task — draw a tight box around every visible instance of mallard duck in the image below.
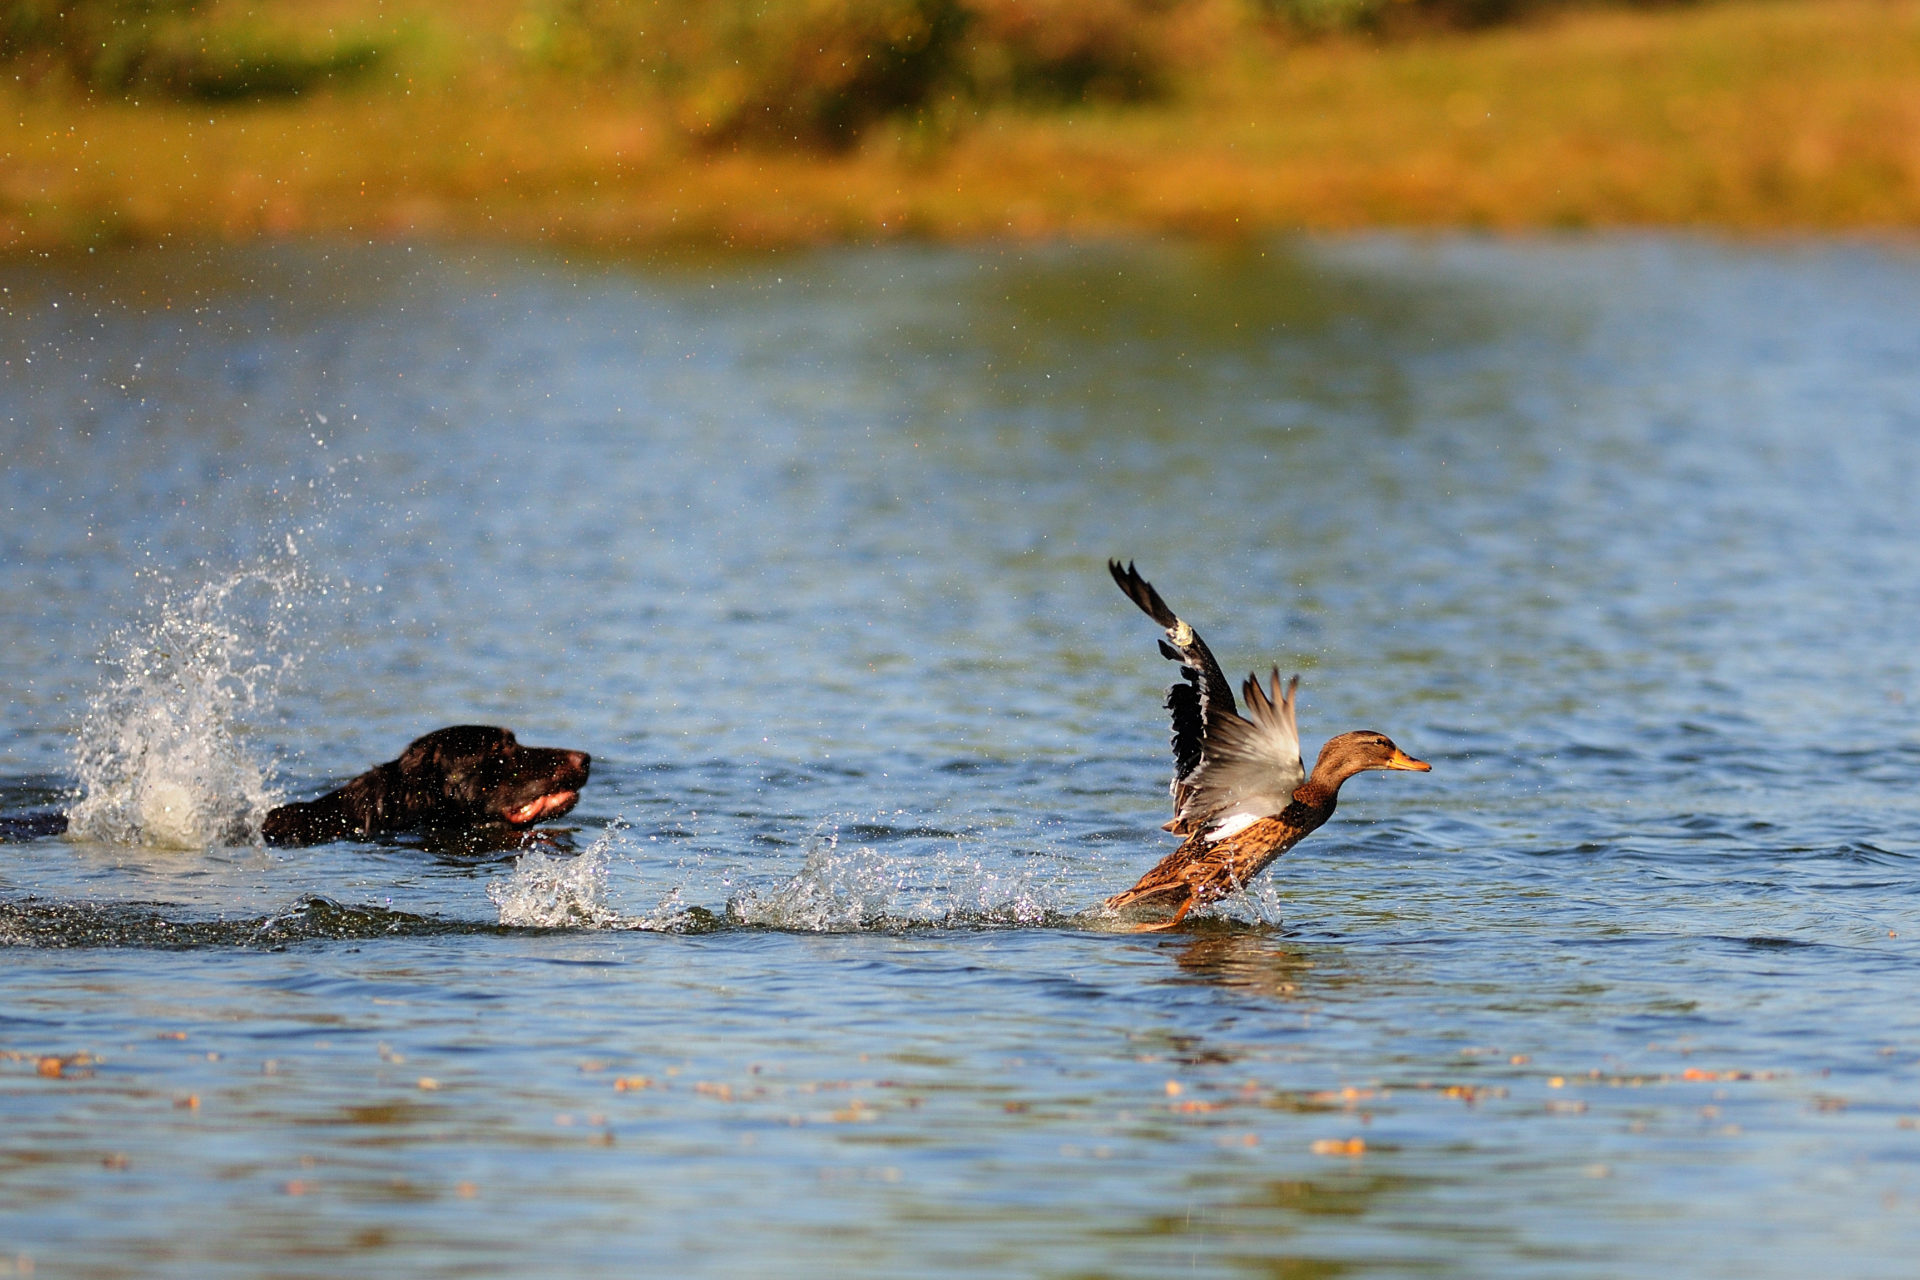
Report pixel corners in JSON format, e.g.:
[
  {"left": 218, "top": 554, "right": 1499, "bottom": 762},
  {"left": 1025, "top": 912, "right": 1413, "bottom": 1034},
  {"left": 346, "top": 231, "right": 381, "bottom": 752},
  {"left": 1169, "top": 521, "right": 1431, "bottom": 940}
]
[{"left": 1104, "top": 560, "right": 1430, "bottom": 930}]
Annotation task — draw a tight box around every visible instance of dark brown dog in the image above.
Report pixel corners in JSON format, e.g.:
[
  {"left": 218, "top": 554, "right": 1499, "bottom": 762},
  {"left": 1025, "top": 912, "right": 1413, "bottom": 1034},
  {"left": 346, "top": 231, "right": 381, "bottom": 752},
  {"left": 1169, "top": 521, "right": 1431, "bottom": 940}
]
[{"left": 261, "top": 726, "right": 590, "bottom": 847}]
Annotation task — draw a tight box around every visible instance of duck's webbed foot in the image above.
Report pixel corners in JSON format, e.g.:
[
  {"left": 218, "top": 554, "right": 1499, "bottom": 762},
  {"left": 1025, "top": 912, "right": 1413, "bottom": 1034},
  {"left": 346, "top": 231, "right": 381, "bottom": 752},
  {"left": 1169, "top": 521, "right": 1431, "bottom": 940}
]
[{"left": 1127, "top": 894, "right": 1197, "bottom": 933}]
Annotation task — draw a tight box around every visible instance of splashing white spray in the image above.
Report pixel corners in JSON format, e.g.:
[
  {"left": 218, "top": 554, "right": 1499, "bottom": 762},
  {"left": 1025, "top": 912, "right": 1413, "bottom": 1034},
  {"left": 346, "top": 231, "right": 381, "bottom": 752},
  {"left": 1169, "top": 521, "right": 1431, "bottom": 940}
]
[
  {"left": 488, "top": 830, "right": 626, "bottom": 929},
  {"left": 489, "top": 820, "right": 1072, "bottom": 933},
  {"left": 67, "top": 561, "right": 305, "bottom": 849},
  {"left": 488, "top": 823, "right": 717, "bottom": 931},
  {"left": 724, "top": 832, "right": 1064, "bottom": 931}
]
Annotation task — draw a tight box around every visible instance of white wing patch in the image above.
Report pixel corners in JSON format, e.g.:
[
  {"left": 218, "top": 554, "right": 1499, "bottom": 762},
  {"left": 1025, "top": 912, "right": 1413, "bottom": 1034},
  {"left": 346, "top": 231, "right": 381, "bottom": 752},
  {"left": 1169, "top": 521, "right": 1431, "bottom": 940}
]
[{"left": 1205, "top": 812, "right": 1260, "bottom": 842}]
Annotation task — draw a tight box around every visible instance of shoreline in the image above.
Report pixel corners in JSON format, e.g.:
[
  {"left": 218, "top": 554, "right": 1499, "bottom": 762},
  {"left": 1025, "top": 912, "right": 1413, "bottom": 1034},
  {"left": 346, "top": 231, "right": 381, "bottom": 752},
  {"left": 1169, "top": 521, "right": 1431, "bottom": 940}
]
[{"left": 5, "top": 0, "right": 1919, "bottom": 255}]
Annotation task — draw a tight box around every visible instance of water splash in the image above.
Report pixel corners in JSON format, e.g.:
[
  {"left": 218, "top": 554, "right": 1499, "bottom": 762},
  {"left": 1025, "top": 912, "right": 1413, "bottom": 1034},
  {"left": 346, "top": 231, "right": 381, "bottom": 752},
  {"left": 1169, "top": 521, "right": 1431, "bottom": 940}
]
[
  {"left": 489, "top": 823, "right": 1073, "bottom": 933},
  {"left": 488, "top": 821, "right": 723, "bottom": 932},
  {"left": 724, "top": 832, "right": 1067, "bottom": 931},
  {"left": 487, "top": 829, "right": 630, "bottom": 929},
  {"left": 67, "top": 561, "right": 305, "bottom": 849}
]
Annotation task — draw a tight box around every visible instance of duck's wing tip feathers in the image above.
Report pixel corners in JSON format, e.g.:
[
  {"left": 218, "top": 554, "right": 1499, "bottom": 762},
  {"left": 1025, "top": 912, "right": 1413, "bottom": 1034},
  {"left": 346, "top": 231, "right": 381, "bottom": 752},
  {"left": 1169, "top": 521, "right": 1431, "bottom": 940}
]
[{"left": 1109, "top": 559, "right": 1179, "bottom": 631}]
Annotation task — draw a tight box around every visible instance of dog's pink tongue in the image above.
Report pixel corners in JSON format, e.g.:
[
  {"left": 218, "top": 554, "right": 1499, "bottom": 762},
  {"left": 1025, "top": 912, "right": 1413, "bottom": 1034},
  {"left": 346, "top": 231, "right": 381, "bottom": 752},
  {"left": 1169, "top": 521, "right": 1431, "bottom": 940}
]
[{"left": 504, "top": 791, "right": 578, "bottom": 825}]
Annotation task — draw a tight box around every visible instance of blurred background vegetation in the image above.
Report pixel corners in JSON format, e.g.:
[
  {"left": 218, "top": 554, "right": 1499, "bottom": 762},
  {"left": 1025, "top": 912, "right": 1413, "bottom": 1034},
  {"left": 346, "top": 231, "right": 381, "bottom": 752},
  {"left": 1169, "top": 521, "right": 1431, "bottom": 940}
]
[
  {"left": 4, "top": 0, "right": 1687, "bottom": 133},
  {"left": 4, "top": 0, "right": 1918, "bottom": 247},
  {"left": 2, "top": 0, "right": 382, "bottom": 98}
]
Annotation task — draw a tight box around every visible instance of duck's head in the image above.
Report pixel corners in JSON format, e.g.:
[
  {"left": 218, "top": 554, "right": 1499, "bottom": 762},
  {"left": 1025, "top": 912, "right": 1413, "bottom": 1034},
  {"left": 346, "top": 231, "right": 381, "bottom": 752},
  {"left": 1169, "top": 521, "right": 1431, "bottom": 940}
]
[{"left": 1309, "top": 731, "right": 1431, "bottom": 788}]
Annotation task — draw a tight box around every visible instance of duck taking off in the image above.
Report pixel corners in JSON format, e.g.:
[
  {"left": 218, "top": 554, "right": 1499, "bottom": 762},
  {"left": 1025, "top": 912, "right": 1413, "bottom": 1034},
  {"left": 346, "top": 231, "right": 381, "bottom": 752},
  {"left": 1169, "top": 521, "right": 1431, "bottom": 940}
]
[{"left": 1104, "top": 560, "right": 1430, "bottom": 930}]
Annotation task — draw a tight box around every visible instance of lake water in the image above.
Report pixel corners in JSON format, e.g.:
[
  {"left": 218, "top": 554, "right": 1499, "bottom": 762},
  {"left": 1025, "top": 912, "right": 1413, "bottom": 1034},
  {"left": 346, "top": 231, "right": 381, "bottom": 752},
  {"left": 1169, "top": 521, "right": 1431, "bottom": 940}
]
[{"left": 2, "top": 236, "right": 1918, "bottom": 1278}]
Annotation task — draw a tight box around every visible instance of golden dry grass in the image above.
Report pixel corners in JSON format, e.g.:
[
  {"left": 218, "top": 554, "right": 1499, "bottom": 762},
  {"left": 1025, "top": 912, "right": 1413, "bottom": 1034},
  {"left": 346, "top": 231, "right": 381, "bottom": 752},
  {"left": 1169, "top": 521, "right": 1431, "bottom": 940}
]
[{"left": 4, "top": 0, "right": 1919, "bottom": 253}]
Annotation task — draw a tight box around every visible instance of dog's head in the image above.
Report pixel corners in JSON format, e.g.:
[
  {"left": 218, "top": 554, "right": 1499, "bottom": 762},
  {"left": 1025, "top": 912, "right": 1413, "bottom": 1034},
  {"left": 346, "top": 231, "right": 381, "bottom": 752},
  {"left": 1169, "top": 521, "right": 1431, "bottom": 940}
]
[{"left": 394, "top": 726, "right": 591, "bottom": 827}]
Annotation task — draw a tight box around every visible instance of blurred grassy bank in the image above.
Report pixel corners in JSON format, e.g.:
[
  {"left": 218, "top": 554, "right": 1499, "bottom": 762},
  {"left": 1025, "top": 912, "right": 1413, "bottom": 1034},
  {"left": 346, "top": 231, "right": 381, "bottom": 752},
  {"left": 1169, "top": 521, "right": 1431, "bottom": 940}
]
[{"left": 5, "top": 0, "right": 1920, "bottom": 253}]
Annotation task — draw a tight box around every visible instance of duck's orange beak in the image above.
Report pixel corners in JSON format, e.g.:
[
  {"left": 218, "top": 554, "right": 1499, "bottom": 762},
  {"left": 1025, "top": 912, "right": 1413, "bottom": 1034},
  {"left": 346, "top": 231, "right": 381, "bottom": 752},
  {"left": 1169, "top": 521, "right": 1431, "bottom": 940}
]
[{"left": 1384, "top": 748, "right": 1431, "bottom": 772}]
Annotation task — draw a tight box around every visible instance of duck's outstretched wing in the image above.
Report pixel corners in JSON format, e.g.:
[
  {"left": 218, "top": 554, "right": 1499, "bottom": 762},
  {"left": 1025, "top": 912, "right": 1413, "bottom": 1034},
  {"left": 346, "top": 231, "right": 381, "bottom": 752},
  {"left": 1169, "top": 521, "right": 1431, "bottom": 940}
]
[
  {"left": 1174, "top": 668, "right": 1304, "bottom": 836},
  {"left": 1108, "top": 560, "right": 1242, "bottom": 823}
]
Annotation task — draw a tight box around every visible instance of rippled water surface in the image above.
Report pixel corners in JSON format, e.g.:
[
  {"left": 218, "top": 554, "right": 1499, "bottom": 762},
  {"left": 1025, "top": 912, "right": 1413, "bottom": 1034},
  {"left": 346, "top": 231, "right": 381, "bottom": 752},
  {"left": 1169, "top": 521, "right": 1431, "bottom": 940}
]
[{"left": 3, "top": 237, "right": 1918, "bottom": 1277}]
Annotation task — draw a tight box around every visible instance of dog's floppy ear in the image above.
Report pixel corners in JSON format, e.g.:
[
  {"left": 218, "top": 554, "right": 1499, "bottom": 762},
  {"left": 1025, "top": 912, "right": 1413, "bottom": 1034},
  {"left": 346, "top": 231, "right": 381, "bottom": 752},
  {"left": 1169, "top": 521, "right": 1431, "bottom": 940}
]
[
  {"left": 392, "top": 730, "right": 470, "bottom": 821},
  {"left": 393, "top": 726, "right": 522, "bottom": 820},
  {"left": 396, "top": 735, "right": 451, "bottom": 780}
]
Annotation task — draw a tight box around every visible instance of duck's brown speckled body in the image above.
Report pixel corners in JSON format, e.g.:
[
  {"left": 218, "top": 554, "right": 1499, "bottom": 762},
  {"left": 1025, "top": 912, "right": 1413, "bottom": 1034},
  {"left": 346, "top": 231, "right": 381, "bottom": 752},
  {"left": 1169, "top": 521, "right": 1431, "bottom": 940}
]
[{"left": 1104, "top": 561, "right": 1430, "bottom": 929}]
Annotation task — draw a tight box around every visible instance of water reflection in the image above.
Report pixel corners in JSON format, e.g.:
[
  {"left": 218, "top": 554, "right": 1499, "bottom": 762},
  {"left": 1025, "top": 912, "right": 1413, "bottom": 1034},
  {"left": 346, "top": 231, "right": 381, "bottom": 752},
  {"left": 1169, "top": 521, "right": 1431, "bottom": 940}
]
[
  {"left": 956, "top": 241, "right": 1527, "bottom": 426},
  {"left": 1112, "top": 1165, "right": 1450, "bottom": 1277},
  {"left": 1163, "top": 931, "right": 1320, "bottom": 1003}
]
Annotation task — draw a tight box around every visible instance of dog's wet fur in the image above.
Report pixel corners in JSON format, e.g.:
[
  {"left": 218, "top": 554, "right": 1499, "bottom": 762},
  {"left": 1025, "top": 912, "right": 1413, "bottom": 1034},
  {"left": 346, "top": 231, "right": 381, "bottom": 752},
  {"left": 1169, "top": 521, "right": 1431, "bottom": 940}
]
[{"left": 261, "top": 726, "right": 590, "bottom": 847}]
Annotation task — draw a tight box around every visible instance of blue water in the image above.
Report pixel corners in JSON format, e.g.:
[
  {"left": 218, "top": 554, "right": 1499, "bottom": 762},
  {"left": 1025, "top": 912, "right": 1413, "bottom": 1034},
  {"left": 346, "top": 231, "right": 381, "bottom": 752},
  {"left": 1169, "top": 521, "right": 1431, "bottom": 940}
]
[{"left": 2, "top": 236, "right": 1918, "bottom": 1277}]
